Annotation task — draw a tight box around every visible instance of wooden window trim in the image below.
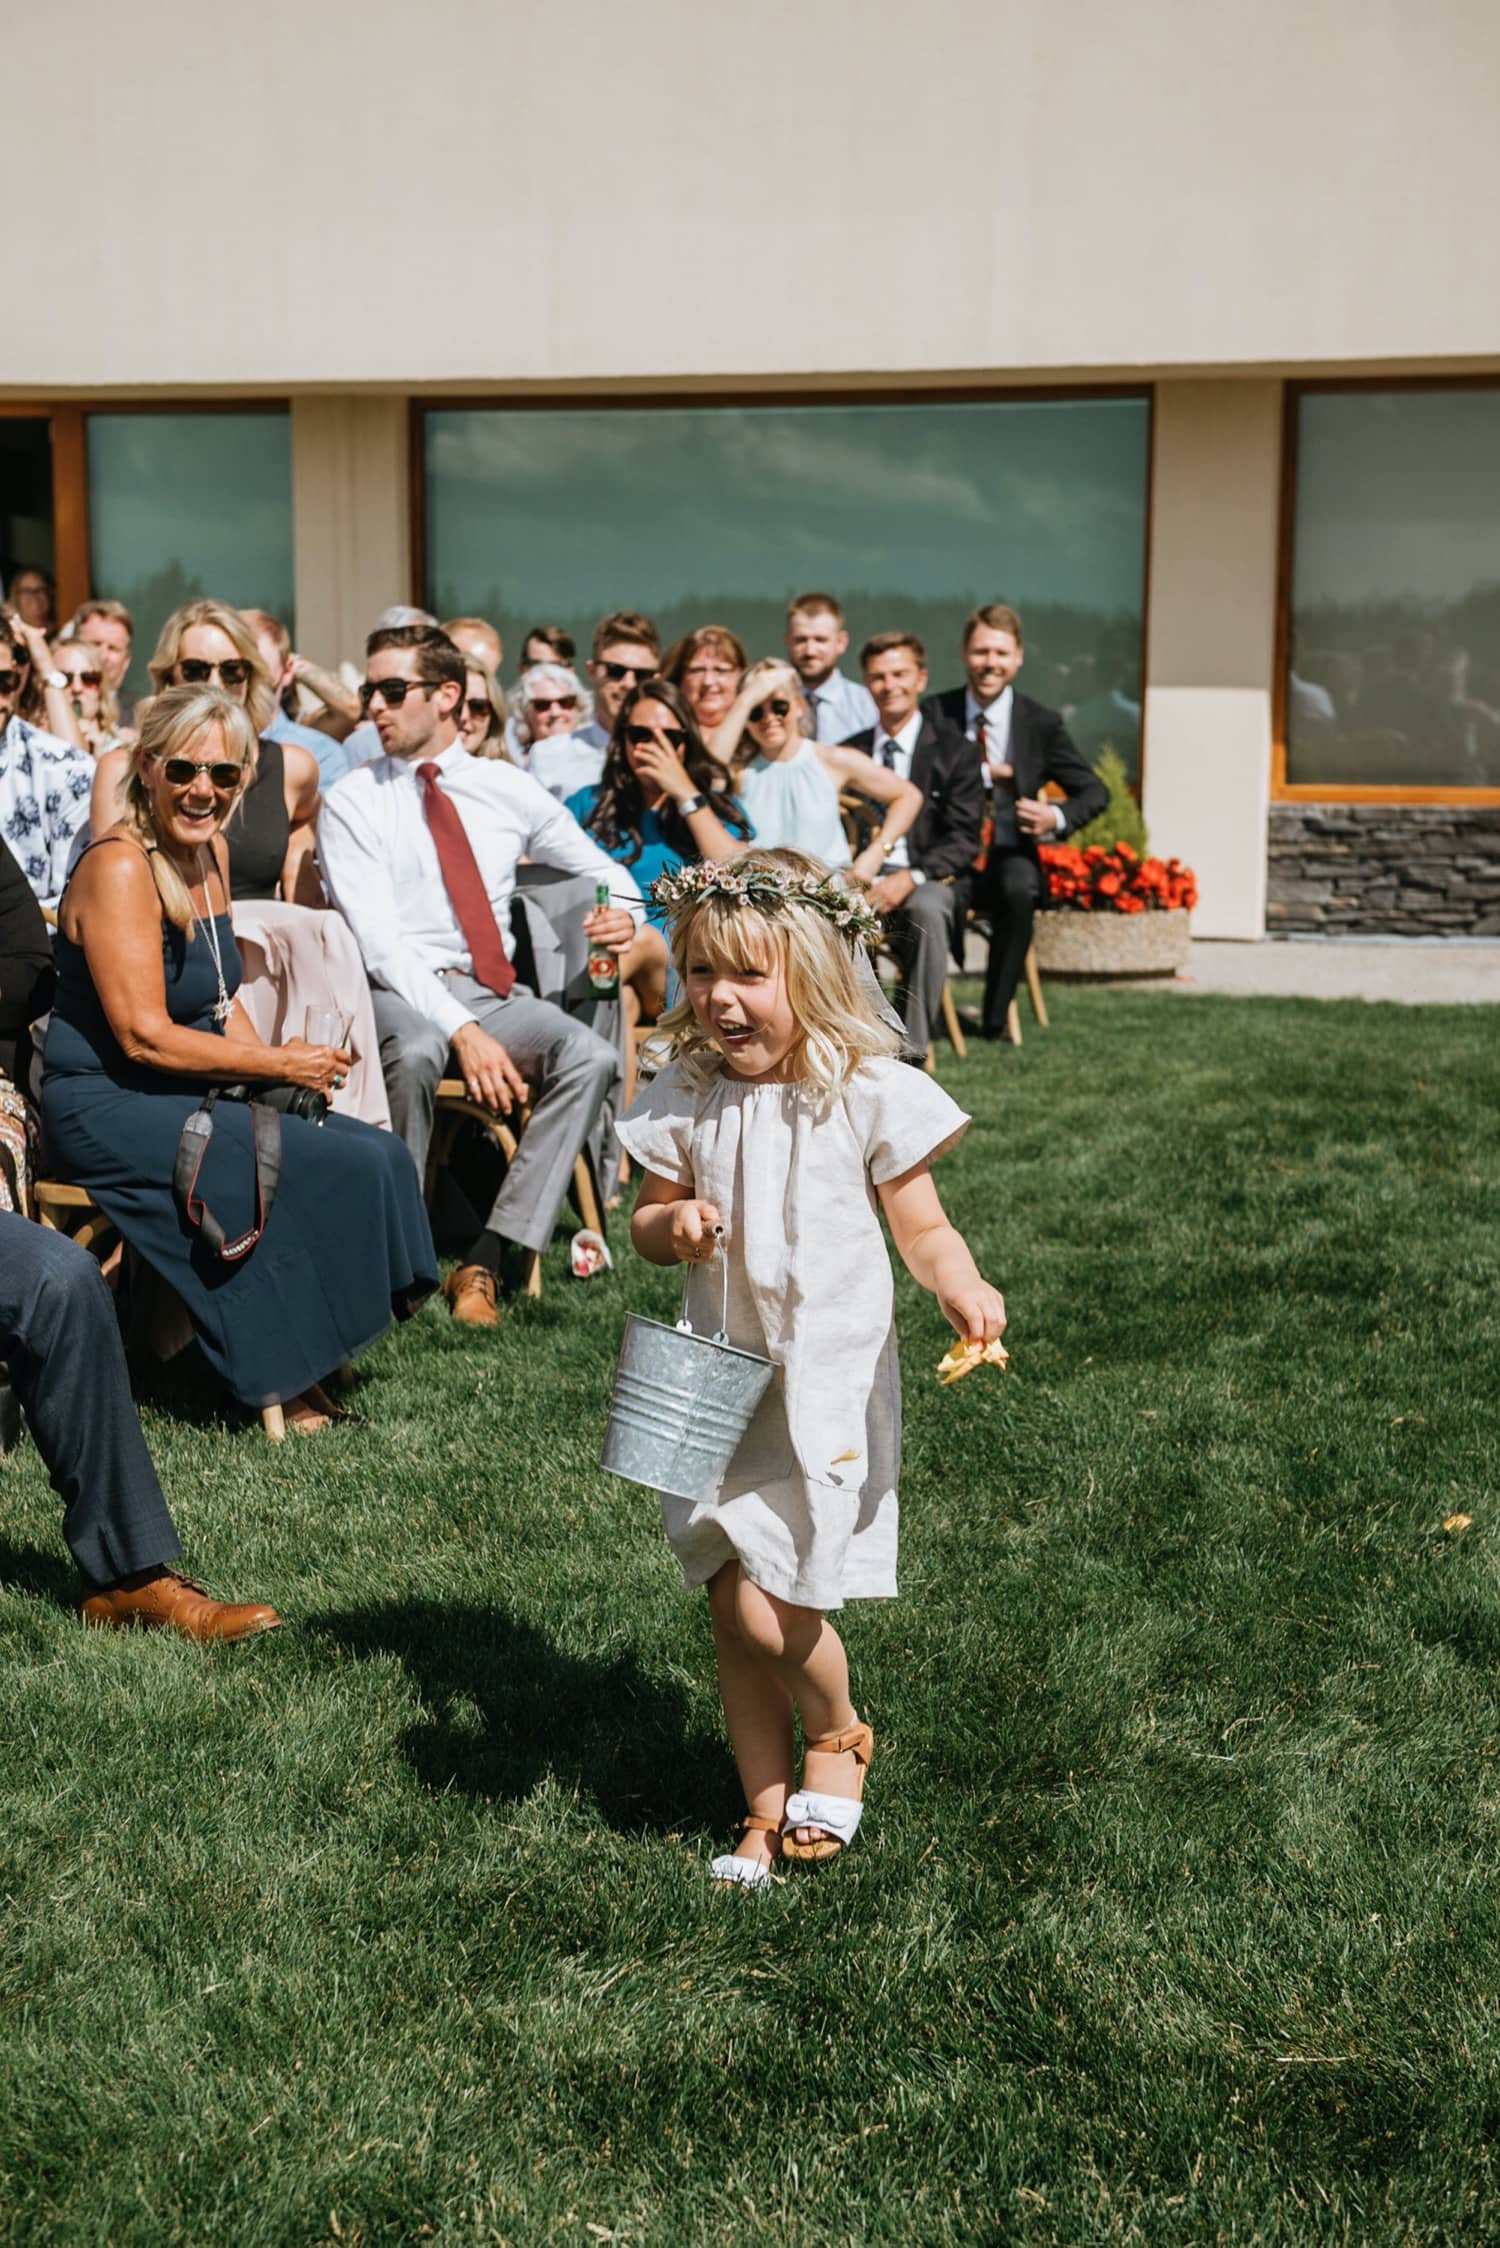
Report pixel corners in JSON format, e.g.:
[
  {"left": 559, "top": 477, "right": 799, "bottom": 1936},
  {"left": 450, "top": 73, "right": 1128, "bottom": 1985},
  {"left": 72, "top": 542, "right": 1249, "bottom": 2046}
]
[{"left": 1273, "top": 374, "right": 1500, "bottom": 807}]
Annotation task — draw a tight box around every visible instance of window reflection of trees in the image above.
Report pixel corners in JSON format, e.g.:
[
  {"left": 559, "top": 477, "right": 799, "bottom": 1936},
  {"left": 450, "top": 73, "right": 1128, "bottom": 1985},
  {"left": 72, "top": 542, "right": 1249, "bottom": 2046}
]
[{"left": 1289, "top": 584, "right": 1500, "bottom": 788}]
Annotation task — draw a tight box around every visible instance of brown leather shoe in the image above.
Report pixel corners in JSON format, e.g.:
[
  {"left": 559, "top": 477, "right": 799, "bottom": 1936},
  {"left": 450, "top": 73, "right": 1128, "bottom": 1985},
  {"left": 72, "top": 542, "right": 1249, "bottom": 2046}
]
[
  {"left": 443, "top": 1262, "right": 500, "bottom": 1327},
  {"left": 81, "top": 1566, "right": 282, "bottom": 1644}
]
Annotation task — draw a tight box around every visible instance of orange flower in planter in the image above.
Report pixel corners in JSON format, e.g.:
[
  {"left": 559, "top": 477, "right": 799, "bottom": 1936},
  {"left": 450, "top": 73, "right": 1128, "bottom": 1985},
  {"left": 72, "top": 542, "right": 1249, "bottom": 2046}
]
[{"left": 1040, "top": 837, "right": 1197, "bottom": 915}]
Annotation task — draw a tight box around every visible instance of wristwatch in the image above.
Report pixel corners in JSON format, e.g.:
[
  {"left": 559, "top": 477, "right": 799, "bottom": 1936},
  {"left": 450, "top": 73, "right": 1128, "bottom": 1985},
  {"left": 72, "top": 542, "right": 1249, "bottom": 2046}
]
[
  {"left": 675, "top": 792, "right": 707, "bottom": 817},
  {"left": 908, "top": 868, "right": 928, "bottom": 887},
  {"left": 44, "top": 669, "right": 67, "bottom": 690}
]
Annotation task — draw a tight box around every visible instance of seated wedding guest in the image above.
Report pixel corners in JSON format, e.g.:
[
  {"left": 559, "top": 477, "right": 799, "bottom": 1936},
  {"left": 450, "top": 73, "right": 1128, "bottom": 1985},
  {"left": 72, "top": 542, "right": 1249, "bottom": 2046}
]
[
  {"left": 0, "top": 1209, "right": 281, "bottom": 1638},
  {"left": 568, "top": 679, "right": 751, "bottom": 1119},
  {"left": 460, "top": 661, "right": 510, "bottom": 760},
  {"left": 785, "top": 591, "right": 877, "bottom": 743},
  {"left": 91, "top": 601, "right": 388, "bottom": 1126},
  {"left": 579, "top": 611, "right": 662, "bottom": 753},
  {"left": 69, "top": 598, "right": 137, "bottom": 728},
  {"left": 521, "top": 624, "right": 576, "bottom": 669},
  {"left": 926, "top": 603, "right": 1106, "bottom": 1039},
  {"left": 0, "top": 834, "right": 52, "bottom": 1088},
  {"left": 514, "top": 663, "right": 599, "bottom": 799},
  {"left": 715, "top": 658, "right": 923, "bottom": 880},
  {"left": 4, "top": 602, "right": 90, "bottom": 753},
  {"left": 43, "top": 687, "right": 435, "bottom": 1432},
  {"left": 845, "top": 632, "right": 982, "bottom": 1057},
  {"left": 318, "top": 625, "right": 642, "bottom": 1328},
  {"left": 6, "top": 563, "right": 54, "bottom": 635},
  {"left": 664, "top": 624, "right": 746, "bottom": 762},
  {"left": 0, "top": 607, "right": 93, "bottom": 907},
  {"left": 244, "top": 608, "right": 362, "bottom": 790},
  {"left": 52, "top": 630, "right": 130, "bottom": 757}
]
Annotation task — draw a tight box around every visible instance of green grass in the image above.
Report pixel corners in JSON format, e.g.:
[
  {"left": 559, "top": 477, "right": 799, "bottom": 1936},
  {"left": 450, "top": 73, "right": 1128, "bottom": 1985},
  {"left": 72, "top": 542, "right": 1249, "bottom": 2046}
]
[{"left": 3, "top": 986, "right": 1500, "bottom": 2245}]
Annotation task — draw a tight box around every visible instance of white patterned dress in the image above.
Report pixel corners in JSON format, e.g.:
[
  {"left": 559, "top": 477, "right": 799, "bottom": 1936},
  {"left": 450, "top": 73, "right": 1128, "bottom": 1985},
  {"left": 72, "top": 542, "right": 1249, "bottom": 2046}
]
[{"left": 616, "top": 1057, "right": 969, "bottom": 1610}]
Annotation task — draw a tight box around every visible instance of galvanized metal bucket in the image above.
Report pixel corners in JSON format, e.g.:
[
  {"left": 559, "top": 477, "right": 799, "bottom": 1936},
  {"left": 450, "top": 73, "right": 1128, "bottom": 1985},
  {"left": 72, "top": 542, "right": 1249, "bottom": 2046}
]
[{"left": 601, "top": 1237, "right": 774, "bottom": 1503}]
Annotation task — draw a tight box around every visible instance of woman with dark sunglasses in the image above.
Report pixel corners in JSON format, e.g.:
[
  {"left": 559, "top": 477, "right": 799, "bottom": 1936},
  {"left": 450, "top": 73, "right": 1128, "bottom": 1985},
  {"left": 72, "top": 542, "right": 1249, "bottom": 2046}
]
[
  {"left": 42, "top": 687, "right": 435, "bottom": 1436},
  {"left": 2, "top": 602, "right": 92, "bottom": 753},
  {"left": 511, "top": 661, "right": 598, "bottom": 799},
  {"left": 90, "top": 601, "right": 389, "bottom": 1126},
  {"left": 458, "top": 661, "right": 510, "bottom": 761},
  {"left": 52, "top": 629, "right": 129, "bottom": 758},
  {"left": 717, "top": 657, "right": 923, "bottom": 884},
  {"left": 568, "top": 678, "right": 752, "bottom": 1139}
]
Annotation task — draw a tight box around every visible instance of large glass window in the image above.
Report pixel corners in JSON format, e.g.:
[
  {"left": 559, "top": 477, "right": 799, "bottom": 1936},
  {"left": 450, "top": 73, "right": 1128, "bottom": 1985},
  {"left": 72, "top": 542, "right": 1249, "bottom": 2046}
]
[
  {"left": 424, "top": 398, "right": 1150, "bottom": 777},
  {"left": 86, "top": 411, "right": 294, "bottom": 698},
  {"left": 1286, "top": 387, "right": 1500, "bottom": 790}
]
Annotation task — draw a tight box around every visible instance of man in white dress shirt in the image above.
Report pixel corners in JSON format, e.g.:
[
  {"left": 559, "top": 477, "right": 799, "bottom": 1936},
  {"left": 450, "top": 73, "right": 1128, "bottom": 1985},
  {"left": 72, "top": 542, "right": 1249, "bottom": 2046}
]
[
  {"left": 318, "top": 626, "right": 643, "bottom": 1325},
  {"left": 785, "top": 593, "right": 877, "bottom": 745}
]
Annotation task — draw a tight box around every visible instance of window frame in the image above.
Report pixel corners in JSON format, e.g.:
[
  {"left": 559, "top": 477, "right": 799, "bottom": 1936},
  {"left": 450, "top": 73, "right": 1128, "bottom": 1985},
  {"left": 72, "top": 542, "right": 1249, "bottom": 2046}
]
[
  {"left": 1, "top": 396, "right": 292, "bottom": 631},
  {"left": 410, "top": 381, "right": 1156, "bottom": 791},
  {"left": 1274, "top": 375, "right": 1500, "bottom": 806}
]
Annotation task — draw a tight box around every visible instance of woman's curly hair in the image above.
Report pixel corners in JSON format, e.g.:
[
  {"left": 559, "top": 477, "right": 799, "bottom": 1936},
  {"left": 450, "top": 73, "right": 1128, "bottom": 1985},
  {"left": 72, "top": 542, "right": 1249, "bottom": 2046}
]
[{"left": 583, "top": 678, "right": 749, "bottom": 865}]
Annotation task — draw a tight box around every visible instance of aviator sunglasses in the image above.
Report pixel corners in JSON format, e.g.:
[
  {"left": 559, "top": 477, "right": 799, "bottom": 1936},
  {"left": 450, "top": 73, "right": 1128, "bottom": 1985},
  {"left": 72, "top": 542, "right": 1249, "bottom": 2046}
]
[
  {"left": 175, "top": 657, "right": 253, "bottom": 688},
  {"left": 624, "top": 723, "right": 688, "bottom": 750},
  {"left": 529, "top": 694, "right": 578, "bottom": 714},
  {"left": 749, "top": 697, "right": 792, "bottom": 723},
  {"left": 158, "top": 756, "right": 245, "bottom": 789},
  {"left": 358, "top": 676, "right": 436, "bottom": 712},
  {"left": 60, "top": 668, "right": 103, "bottom": 689}
]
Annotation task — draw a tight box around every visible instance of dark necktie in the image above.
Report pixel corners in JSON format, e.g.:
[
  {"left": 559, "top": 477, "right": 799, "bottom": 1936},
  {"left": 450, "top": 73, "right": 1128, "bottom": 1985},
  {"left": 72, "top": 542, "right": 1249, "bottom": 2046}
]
[
  {"left": 416, "top": 760, "right": 515, "bottom": 996},
  {"left": 974, "top": 709, "right": 987, "bottom": 765},
  {"left": 881, "top": 738, "right": 901, "bottom": 770},
  {"left": 803, "top": 692, "right": 820, "bottom": 739}
]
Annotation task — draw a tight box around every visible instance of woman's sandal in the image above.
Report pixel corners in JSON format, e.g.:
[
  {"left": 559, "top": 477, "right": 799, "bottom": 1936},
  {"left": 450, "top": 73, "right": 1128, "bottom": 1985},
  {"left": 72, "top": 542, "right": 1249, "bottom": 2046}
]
[
  {"left": 709, "top": 1814, "right": 781, "bottom": 1891},
  {"left": 781, "top": 1720, "right": 875, "bottom": 1863}
]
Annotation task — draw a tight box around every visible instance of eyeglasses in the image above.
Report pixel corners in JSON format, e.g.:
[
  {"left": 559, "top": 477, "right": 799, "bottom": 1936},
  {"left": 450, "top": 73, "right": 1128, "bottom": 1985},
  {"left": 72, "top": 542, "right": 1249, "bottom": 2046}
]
[
  {"left": 0, "top": 669, "right": 22, "bottom": 695},
  {"left": 683, "top": 665, "right": 737, "bottom": 683},
  {"left": 358, "top": 676, "right": 436, "bottom": 711},
  {"left": 60, "top": 669, "right": 103, "bottom": 690},
  {"left": 749, "top": 698, "right": 792, "bottom": 722},
  {"left": 464, "top": 697, "right": 493, "bottom": 720},
  {"left": 158, "top": 757, "right": 245, "bottom": 790},
  {"left": 599, "top": 659, "right": 656, "bottom": 683},
  {"left": 624, "top": 724, "right": 688, "bottom": 751},
  {"left": 529, "top": 695, "right": 578, "bottom": 714},
  {"left": 176, "top": 658, "right": 252, "bottom": 689}
]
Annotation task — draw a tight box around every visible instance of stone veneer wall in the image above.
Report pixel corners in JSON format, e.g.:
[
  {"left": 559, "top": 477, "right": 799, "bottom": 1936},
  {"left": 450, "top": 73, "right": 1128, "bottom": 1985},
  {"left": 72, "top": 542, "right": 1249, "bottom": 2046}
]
[{"left": 1266, "top": 805, "right": 1500, "bottom": 936}]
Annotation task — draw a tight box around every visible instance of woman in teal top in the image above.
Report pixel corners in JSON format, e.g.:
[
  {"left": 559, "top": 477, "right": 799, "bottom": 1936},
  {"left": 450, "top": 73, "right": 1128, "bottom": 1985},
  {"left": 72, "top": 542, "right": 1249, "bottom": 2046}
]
[{"left": 568, "top": 677, "right": 751, "bottom": 1122}]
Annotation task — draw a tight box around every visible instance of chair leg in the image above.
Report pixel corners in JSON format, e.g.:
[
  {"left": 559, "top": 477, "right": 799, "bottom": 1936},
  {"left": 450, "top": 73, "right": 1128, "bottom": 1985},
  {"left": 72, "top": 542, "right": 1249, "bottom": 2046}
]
[
  {"left": 1024, "top": 944, "right": 1049, "bottom": 1028},
  {"left": 1006, "top": 998, "right": 1022, "bottom": 1046},
  {"left": 522, "top": 1251, "right": 543, "bottom": 1300},
  {"left": 262, "top": 1404, "right": 286, "bottom": 1442},
  {"left": 940, "top": 980, "right": 968, "bottom": 1060},
  {"left": 572, "top": 1154, "right": 604, "bottom": 1238}
]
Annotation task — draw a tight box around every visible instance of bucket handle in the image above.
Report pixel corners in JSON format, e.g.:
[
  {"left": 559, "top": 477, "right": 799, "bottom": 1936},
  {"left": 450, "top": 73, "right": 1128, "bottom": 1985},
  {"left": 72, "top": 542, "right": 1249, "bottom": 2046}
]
[{"left": 677, "top": 1225, "right": 728, "bottom": 1344}]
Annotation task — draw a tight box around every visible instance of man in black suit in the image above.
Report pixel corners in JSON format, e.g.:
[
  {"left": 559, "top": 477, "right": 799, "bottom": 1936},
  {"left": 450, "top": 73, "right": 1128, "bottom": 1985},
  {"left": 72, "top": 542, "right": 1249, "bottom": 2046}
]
[
  {"left": 845, "top": 631, "right": 981, "bottom": 1056},
  {"left": 928, "top": 603, "right": 1106, "bottom": 1039}
]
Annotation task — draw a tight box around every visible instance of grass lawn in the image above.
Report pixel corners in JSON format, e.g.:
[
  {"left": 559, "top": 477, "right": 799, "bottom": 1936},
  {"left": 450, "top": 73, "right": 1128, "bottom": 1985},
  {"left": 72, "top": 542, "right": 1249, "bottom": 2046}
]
[{"left": 3, "top": 986, "right": 1499, "bottom": 2245}]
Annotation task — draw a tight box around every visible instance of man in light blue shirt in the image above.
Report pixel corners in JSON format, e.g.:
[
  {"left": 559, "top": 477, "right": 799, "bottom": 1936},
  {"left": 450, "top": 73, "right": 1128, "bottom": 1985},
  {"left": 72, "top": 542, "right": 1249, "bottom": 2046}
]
[
  {"left": 247, "top": 609, "right": 369, "bottom": 790},
  {"left": 785, "top": 592, "right": 877, "bottom": 743}
]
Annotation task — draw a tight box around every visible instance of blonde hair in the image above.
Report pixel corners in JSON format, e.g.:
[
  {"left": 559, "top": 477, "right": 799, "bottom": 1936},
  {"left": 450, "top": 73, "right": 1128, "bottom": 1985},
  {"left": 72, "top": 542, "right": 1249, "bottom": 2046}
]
[
  {"left": 53, "top": 625, "right": 122, "bottom": 737},
  {"left": 147, "top": 599, "right": 276, "bottom": 735},
  {"left": 656, "top": 846, "right": 900, "bottom": 1094},
  {"left": 120, "top": 687, "right": 257, "bottom": 933}
]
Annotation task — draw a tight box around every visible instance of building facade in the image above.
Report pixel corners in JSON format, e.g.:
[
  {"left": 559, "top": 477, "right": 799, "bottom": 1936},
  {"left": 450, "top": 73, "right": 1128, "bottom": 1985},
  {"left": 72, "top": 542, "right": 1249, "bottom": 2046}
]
[{"left": 5, "top": 0, "right": 1498, "bottom": 938}]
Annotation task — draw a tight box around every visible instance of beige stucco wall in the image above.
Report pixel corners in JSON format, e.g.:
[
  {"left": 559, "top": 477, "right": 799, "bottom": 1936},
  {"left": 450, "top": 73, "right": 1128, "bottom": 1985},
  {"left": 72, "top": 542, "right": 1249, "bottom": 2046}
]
[
  {"left": 7, "top": 1, "right": 1499, "bottom": 394},
  {"left": 290, "top": 400, "right": 410, "bottom": 670},
  {"left": 1142, "top": 380, "right": 1282, "bottom": 939}
]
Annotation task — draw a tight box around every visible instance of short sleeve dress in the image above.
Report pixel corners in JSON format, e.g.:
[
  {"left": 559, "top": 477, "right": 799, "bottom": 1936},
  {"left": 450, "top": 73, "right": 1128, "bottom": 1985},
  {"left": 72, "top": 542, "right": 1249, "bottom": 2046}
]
[{"left": 616, "top": 1057, "right": 969, "bottom": 1610}]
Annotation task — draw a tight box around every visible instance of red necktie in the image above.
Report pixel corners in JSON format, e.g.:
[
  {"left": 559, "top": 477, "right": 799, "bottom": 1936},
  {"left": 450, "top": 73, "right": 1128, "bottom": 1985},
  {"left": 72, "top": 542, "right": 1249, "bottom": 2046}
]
[
  {"left": 416, "top": 761, "right": 515, "bottom": 996},
  {"left": 972, "top": 712, "right": 992, "bottom": 872}
]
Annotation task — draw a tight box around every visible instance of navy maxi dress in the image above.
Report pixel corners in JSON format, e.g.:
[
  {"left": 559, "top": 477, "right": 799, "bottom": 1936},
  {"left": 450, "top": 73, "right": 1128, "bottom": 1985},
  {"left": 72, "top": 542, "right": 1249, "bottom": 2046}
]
[{"left": 42, "top": 886, "right": 436, "bottom": 1408}]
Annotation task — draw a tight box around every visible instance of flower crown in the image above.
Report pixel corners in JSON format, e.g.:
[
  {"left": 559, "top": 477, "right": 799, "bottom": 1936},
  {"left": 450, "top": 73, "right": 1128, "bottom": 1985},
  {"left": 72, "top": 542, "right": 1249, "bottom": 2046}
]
[{"left": 650, "top": 859, "right": 884, "bottom": 948}]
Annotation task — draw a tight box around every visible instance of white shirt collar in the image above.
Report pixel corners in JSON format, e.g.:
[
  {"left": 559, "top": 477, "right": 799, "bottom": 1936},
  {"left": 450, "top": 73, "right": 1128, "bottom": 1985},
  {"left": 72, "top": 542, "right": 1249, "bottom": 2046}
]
[
  {"left": 879, "top": 708, "right": 923, "bottom": 758},
  {"left": 380, "top": 732, "right": 467, "bottom": 779},
  {"left": 966, "top": 682, "right": 1014, "bottom": 727}
]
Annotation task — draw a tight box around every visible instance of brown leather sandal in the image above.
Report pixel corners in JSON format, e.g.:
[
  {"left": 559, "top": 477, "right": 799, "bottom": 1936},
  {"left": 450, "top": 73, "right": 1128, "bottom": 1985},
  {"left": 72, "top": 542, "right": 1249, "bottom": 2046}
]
[
  {"left": 781, "top": 1720, "right": 875, "bottom": 1862},
  {"left": 710, "top": 1813, "right": 782, "bottom": 1890}
]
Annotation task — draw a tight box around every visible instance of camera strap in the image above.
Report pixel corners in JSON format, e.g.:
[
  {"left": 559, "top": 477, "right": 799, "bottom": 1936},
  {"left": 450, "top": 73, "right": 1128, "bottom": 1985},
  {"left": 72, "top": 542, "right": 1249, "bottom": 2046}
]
[{"left": 172, "top": 1089, "right": 283, "bottom": 1261}]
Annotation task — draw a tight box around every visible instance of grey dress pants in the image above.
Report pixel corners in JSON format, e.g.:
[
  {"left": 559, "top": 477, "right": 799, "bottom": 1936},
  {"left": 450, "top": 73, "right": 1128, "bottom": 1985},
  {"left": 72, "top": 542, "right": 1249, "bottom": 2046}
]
[
  {"left": 882, "top": 880, "right": 961, "bottom": 1058},
  {"left": 0, "top": 1211, "right": 181, "bottom": 1587},
  {"left": 372, "top": 977, "right": 620, "bottom": 1255}
]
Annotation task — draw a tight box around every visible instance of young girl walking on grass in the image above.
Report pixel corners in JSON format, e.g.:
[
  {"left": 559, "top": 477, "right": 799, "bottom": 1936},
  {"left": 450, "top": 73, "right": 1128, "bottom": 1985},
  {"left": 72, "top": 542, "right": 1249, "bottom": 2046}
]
[{"left": 616, "top": 848, "right": 1006, "bottom": 1888}]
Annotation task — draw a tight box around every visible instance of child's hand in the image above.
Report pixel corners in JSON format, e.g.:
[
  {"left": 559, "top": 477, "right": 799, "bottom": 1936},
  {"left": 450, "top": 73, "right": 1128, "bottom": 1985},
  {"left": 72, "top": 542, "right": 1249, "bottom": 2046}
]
[
  {"left": 938, "top": 1279, "right": 1006, "bottom": 1347},
  {"left": 669, "top": 1199, "right": 725, "bottom": 1263}
]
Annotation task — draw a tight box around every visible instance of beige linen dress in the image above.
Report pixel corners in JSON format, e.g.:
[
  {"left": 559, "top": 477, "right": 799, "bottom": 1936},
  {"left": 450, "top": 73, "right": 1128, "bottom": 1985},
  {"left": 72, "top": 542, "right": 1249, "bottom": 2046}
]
[{"left": 616, "top": 1057, "right": 969, "bottom": 1610}]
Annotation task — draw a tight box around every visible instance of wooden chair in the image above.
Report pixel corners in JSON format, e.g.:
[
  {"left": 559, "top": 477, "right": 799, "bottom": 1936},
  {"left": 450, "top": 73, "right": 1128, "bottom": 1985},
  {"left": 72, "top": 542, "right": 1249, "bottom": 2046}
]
[
  {"left": 961, "top": 910, "right": 1050, "bottom": 1046},
  {"left": 424, "top": 1079, "right": 604, "bottom": 1299},
  {"left": 837, "top": 786, "right": 967, "bottom": 1073},
  {"left": 31, "top": 1179, "right": 296, "bottom": 1439}
]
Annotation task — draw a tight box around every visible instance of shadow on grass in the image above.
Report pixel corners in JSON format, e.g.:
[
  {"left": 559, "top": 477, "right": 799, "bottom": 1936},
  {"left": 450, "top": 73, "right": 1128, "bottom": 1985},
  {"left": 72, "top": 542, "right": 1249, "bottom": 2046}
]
[
  {"left": 0, "top": 1536, "right": 79, "bottom": 1608},
  {"left": 310, "top": 1597, "right": 732, "bottom": 1838}
]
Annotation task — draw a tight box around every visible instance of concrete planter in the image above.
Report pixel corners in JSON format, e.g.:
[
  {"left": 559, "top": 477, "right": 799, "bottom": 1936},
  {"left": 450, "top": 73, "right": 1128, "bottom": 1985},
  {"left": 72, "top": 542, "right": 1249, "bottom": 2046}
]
[{"left": 1033, "top": 906, "right": 1191, "bottom": 979}]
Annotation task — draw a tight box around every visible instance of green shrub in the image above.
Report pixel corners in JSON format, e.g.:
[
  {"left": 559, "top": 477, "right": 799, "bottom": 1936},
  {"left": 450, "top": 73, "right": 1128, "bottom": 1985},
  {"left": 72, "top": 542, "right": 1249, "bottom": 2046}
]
[{"left": 1067, "top": 746, "right": 1148, "bottom": 854}]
